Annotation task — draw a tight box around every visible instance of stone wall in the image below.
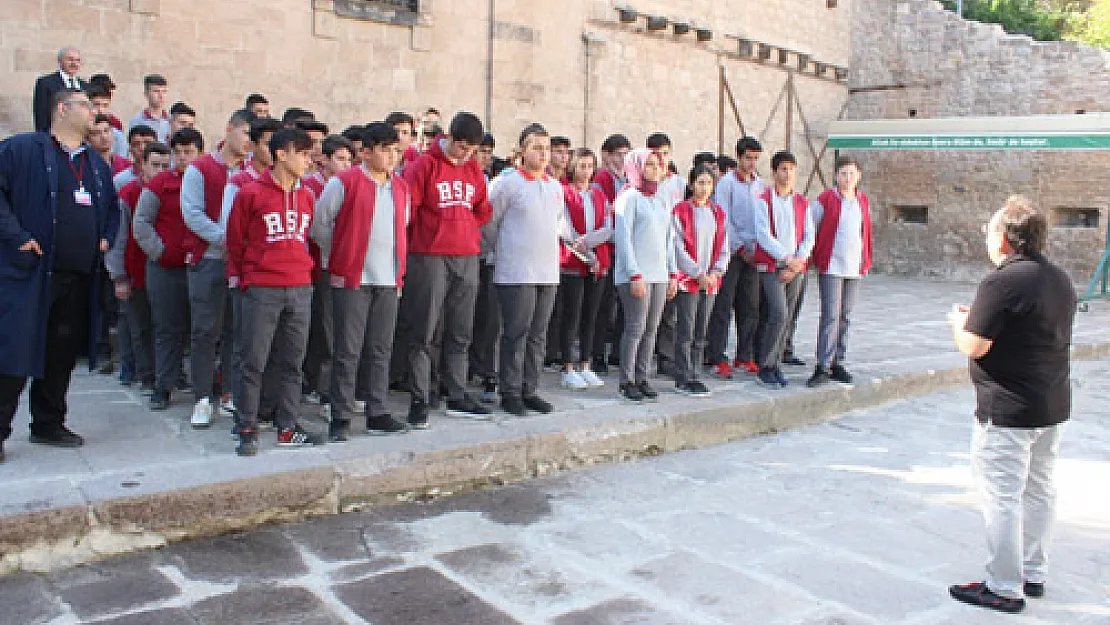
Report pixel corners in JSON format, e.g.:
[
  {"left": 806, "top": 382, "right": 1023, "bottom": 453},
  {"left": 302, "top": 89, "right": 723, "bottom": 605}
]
[
  {"left": 847, "top": 0, "right": 1110, "bottom": 282},
  {"left": 0, "top": 0, "right": 850, "bottom": 176}
]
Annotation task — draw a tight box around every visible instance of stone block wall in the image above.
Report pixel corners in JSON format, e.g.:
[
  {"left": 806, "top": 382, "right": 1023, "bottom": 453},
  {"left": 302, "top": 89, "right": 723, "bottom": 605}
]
[{"left": 847, "top": 0, "right": 1110, "bottom": 282}]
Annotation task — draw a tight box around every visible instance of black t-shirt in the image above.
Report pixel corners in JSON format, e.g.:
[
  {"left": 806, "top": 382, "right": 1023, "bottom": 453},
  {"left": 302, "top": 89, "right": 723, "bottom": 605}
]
[
  {"left": 51, "top": 141, "right": 99, "bottom": 273},
  {"left": 966, "top": 253, "right": 1075, "bottom": 428}
]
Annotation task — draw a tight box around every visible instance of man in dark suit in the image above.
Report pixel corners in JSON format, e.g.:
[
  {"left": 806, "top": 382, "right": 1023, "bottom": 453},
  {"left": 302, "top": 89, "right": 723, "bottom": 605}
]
[{"left": 32, "top": 47, "right": 87, "bottom": 133}]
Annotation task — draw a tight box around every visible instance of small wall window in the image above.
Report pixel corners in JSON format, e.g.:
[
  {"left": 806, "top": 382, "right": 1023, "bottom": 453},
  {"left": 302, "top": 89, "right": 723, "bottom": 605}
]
[
  {"left": 827, "top": 0, "right": 838, "bottom": 7},
  {"left": 1050, "top": 207, "right": 1100, "bottom": 229},
  {"left": 890, "top": 205, "right": 929, "bottom": 224},
  {"left": 333, "top": 0, "right": 420, "bottom": 26}
]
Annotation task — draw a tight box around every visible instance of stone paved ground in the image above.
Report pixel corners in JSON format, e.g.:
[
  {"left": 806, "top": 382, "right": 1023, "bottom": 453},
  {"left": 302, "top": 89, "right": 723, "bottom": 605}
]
[{"left": 3, "top": 357, "right": 1108, "bottom": 625}]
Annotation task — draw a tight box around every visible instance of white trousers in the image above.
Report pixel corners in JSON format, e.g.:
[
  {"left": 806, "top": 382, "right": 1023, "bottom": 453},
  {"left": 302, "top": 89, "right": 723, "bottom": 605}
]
[{"left": 971, "top": 420, "right": 1064, "bottom": 599}]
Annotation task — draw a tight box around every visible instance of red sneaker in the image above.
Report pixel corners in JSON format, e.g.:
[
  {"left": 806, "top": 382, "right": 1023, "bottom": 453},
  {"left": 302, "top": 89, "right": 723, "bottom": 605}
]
[
  {"left": 742, "top": 360, "right": 760, "bottom": 374},
  {"left": 712, "top": 362, "right": 734, "bottom": 380}
]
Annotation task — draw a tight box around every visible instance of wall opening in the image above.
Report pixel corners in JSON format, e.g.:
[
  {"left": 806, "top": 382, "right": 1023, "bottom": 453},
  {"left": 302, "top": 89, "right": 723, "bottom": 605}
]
[
  {"left": 890, "top": 205, "right": 929, "bottom": 224},
  {"left": 1050, "top": 207, "right": 1100, "bottom": 229}
]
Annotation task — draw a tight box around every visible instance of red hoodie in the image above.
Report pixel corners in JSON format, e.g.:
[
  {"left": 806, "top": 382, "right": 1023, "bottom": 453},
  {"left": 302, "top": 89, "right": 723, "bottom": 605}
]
[
  {"left": 145, "top": 169, "right": 190, "bottom": 269},
  {"left": 226, "top": 171, "right": 316, "bottom": 289},
  {"left": 119, "top": 180, "right": 148, "bottom": 289},
  {"left": 402, "top": 138, "right": 491, "bottom": 256}
]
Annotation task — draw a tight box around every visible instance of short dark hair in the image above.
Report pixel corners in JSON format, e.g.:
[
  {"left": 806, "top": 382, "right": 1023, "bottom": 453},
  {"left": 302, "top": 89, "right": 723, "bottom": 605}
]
[
  {"left": 169, "top": 102, "right": 195, "bottom": 117},
  {"left": 423, "top": 122, "right": 444, "bottom": 138},
  {"left": 245, "top": 93, "right": 268, "bottom": 107},
  {"left": 142, "top": 141, "right": 171, "bottom": 162},
  {"left": 86, "top": 84, "right": 111, "bottom": 100},
  {"left": 385, "top": 111, "right": 415, "bottom": 128},
  {"left": 449, "top": 112, "right": 484, "bottom": 145},
  {"left": 89, "top": 74, "right": 116, "bottom": 91},
  {"left": 551, "top": 136, "right": 571, "bottom": 149},
  {"left": 143, "top": 74, "right": 168, "bottom": 90},
  {"left": 248, "top": 117, "right": 283, "bottom": 144},
  {"left": 601, "top": 134, "right": 631, "bottom": 153},
  {"left": 480, "top": 133, "right": 496, "bottom": 148},
  {"left": 51, "top": 87, "right": 83, "bottom": 110},
  {"left": 717, "top": 155, "right": 737, "bottom": 172},
  {"left": 770, "top": 151, "right": 797, "bottom": 171},
  {"left": 128, "top": 124, "right": 158, "bottom": 142},
  {"left": 693, "top": 152, "right": 717, "bottom": 168},
  {"left": 518, "top": 123, "right": 548, "bottom": 147},
  {"left": 996, "top": 196, "right": 1047, "bottom": 256},
  {"left": 269, "top": 128, "right": 313, "bottom": 159},
  {"left": 646, "top": 132, "right": 672, "bottom": 149},
  {"left": 362, "top": 122, "right": 400, "bottom": 150},
  {"left": 228, "top": 108, "right": 254, "bottom": 128},
  {"left": 296, "top": 120, "right": 329, "bottom": 135},
  {"left": 93, "top": 113, "right": 112, "bottom": 126},
  {"left": 170, "top": 127, "right": 204, "bottom": 151},
  {"left": 322, "top": 134, "right": 354, "bottom": 158},
  {"left": 688, "top": 164, "right": 716, "bottom": 189},
  {"left": 567, "top": 147, "right": 598, "bottom": 182},
  {"left": 341, "top": 125, "right": 364, "bottom": 143},
  {"left": 490, "top": 156, "right": 512, "bottom": 177},
  {"left": 834, "top": 156, "right": 862, "bottom": 173},
  {"left": 282, "top": 107, "right": 314, "bottom": 126},
  {"left": 736, "top": 136, "right": 763, "bottom": 157}
]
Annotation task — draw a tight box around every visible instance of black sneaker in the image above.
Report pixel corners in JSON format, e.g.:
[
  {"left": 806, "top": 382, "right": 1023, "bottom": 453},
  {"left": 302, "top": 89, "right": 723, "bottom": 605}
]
[
  {"left": 757, "top": 368, "right": 782, "bottom": 388},
  {"left": 149, "top": 390, "right": 171, "bottom": 411},
  {"left": 608, "top": 353, "right": 620, "bottom": 367},
  {"left": 502, "top": 395, "right": 527, "bottom": 417},
  {"left": 236, "top": 428, "right": 258, "bottom": 456},
  {"left": 591, "top": 357, "right": 609, "bottom": 375},
  {"left": 139, "top": 380, "right": 156, "bottom": 395},
  {"left": 408, "top": 398, "right": 429, "bottom": 430},
  {"left": 367, "top": 414, "right": 410, "bottom": 435},
  {"left": 98, "top": 360, "right": 115, "bottom": 375},
  {"left": 949, "top": 581, "right": 1025, "bottom": 613},
  {"left": 806, "top": 367, "right": 831, "bottom": 388},
  {"left": 480, "top": 377, "right": 498, "bottom": 403},
  {"left": 446, "top": 395, "right": 493, "bottom": 420},
  {"left": 829, "top": 364, "right": 854, "bottom": 383},
  {"left": 0, "top": 441, "right": 5, "bottom": 462},
  {"left": 388, "top": 379, "right": 411, "bottom": 394},
  {"left": 1024, "top": 582, "right": 1045, "bottom": 598},
  {"left": 686, "top": 380, "right": 711, "bottom": 397},
  {"left": 619, "top": 382, "right": 645, "bottom": 403},
  {"left": 782, "top": 355, "right": 806, "bottom": 366},
  {"left": 277, "top": 424, "right": 324, "bottom": 447},
  {"left": 637, "top": 380, "right": 658, "bottom": 402},
  {"left": 522, "top": 394, "right": 554, "bottom": 414},
  {"left": 774, "top": 367, "right": 789, "bottom": 387},
  {"left": 429, "top": 389, "right": 443, "bottom": 410},
  {"left": 29, "top": 426, "right": 85, "bottom": 448},
  {"left": 328, "top": 421, "right": 350, "bottom": 442}
]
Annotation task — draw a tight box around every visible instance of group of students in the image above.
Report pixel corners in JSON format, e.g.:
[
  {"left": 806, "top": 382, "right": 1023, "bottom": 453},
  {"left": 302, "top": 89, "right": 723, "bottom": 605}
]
[{"left": 98, "top": 83, "right": 871, "bottom": 456}]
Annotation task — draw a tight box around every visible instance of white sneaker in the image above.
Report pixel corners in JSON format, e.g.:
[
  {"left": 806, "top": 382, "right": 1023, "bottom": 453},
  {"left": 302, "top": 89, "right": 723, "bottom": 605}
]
[
  {"left": 580, "top": 369, "right": 605, "bottom": 388},
  {"left": 561, "top": 370, "right": 589, "bottom": 390},
  {"left": 218, "top": 398, "right": 236, "bottom": 418},
  {"left": 354, "top": 400, "right": 366, "bottom": 413},
  {"left": 190, "top": 398, "right": 213, "bottom": 429}
]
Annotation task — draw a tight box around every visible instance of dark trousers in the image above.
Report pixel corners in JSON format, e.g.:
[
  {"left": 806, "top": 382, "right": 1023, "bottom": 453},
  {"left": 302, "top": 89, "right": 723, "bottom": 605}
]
[
  {"left": 303, "top": 271, "right": 333, "bottom": 397},
  {"left": 235, "top": 286, "right": 312, "bottom": 431},
  {"left": 187, "top": 259, "right": 232, "bottom": 403},
  {"left": 707, "top": 254, "right": 762, "bottom": 364},
  {"left": 592, "top": 273, "right": 619, "bottom": 361},
  {"left": 331, "top": 286, "right": 399, "bottom": 424},
  {"left": 469, "top": 260, "right": 501, "bottom": 379},
  {"left": 118, "top": 305, "right": 133, "bottom": 372},
  {"left": 405, "top": 254, "right": 479, "bottom": 404},
  {"left": 556, "top": 273, "right": 605, "bottom": 366},
  {"left": 126, "top": 287, "right": 155, "bottom": 384},
  {"left": 758, "top": 271, "right": 804, "bottom": 368},
  {"left": 231, "top": 289, "right": 278, "bottom": 419},
  {"left": 0, "top": 271, "right": 91, "bottom": 442},
  {"left": 97, "top": 267, "right": 115, "bottom": 361},
  {"left": 146, "top": 262, "right": 190, "bottom": 395},
  {"left": 674, "top": 290, "right": 715, "bottom": 383},
  {"left": 655, "top": 299, "right": 676, "bottom": 375},
  {"left": 783, "top": 271, "right": 807, "bottom": 360},
  {"left": 497, "top": 284, "right": 557, "bottom": 399}
]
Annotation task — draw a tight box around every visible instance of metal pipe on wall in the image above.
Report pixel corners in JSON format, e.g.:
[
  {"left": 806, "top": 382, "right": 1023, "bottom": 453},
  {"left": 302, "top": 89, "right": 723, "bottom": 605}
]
[{"left": 485, "top": 0, "right": 495, "bottom": 128}]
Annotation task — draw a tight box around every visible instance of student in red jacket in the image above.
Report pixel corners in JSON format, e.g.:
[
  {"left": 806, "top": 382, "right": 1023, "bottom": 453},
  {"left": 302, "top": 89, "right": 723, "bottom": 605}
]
[
  {"left": 312, "top": 123, "right": 411, "bottom": 440},
  {"left": 226, "top": 129, "right": 322, "bottom": 456},
  {"left": 132, "top": 128, "right": 204, "bottom": 411},
  {"left": 400, "top": 112, "right": 493, "bottom": 428},
  {"left": 806, "top": 157, "right": 872, "bottom": 388}
]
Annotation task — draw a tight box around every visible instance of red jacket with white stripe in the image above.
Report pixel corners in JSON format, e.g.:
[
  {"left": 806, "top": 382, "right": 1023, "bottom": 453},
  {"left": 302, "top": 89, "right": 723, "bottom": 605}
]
[{"left": 226, "top": 171, "right": 316, "bottom": 289}]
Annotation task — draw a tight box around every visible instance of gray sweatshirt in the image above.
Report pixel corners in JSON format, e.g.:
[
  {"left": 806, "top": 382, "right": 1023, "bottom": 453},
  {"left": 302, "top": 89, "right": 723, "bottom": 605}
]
[
  {"left": 105, "top": 198, "right": 132, "bottom": 281},
  {"left": 754, "top": 190, "right": 815, "bottom": 266},
  {"left": 613, "top": 190, "right": 676, "bottom": 285},
  {"left": 311, "top": 172, "right": 408, "bottom": 286},
  {"left": 672, "top": 204, "right": 730, "bottom": 279},
  {"left": 488, "top": 169, "right": 568, "bottom": 285},
  {"left": 716, "top": 171, "right": 765, "bottom": 254},
  {"left": 132, "top": 188, "right": 165, "bottom": 262},
  {"left": 181, "top": 153, "right": 240, "bottom": 261}
]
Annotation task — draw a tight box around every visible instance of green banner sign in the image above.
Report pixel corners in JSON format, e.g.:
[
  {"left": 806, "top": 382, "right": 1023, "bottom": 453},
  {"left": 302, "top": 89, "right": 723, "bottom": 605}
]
[{"left": 826, "top": 134, "right": 1110, "bottom": 150}]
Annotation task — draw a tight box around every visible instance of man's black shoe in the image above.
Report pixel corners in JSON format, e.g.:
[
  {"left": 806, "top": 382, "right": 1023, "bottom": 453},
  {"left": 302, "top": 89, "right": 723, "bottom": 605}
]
[
  {"left": 656, "top": 359, "right": 674, "bottom": 379},
  {"left": 806, "top": 367, "right": 831, "bottom": 388},
  {"left": 29, "top": 427, "right": 84, "bottom": 448},
  {"left": 949, "top": 582, "right": 1025, "bottom": 613},
  {"left": 591, "top": 357, "right": 609, "bottom": 375},
  {"left": 829, "top": 364, "right": 854, "bottom": 383},
  {"left": 328, "top": 422, "right": 350, "bottom": 442},
  {"left": 522, "top": 394, "right": 554, "bottom": 414},
  {"left": 637, "top": 380, "right": 658, "bottom": 401},
  {"left": 608, "top": 353, "right": 620, "bottom": 367},
  {"left": 502, "top": 395, "right": 527, "bottom": 417},
  {"left": 149, "top": 391, "right": 170, "bottom": 411},
  {"left": 0, "top": 441, "right": 5, "bottom": 462},
  {"left": 388, "top": 379, "right": 411, "bottom": 394},
  {"left": 367, "top": 414, "right": 410, "bottom": 435},
  {"left": 408, "top": 398, "right": 429, "bottom": 430},
  {"left": 446, "top": 395, "right": 493, "bottom": 420},
  {"left": 98, "top": 360, "right": 114, "bottom": 375},
  {"left": 1024, "top": 582, "right": 1045, "bottom": 598},
  {"left": 782, "top": 355, "right": 806, "bottom": 366},
  {"left": 236, "top": 428, "right": 259, "bottom": 456},
  {"left": 619, "top": 382, "right": 644, "bottom": 403}
]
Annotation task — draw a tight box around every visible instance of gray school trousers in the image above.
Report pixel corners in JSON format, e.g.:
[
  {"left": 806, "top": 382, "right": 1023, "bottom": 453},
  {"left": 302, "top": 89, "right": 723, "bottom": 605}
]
[
  {"left": 757, "top": 270, "right": 804, "bottom": 369},
  {"left": 330, "top": 285, "right": 400, "bottom": 424},
  {"left": 816, "top": 274, "right": 861, "bottom": 369},
  {"left": 187, "top": 258, "right": 233, "bottom": 402},
  {"left": 674, "top": 290, "right": 715, "bottom": 384},
  {"left": 235, "top": 286, "right": 312, "bottom": 431},
  {"left": 497, "top": 284, "right": 557, "bottom": 399},
  {"left": 616, "top": 282, "right": 668, "bottom": 385},
  {"left": 126, "top": 287, "right": 155, "bottom": 385},
  {"left": 405, "top": 254, "right": 479, "bottom": 403},
  {"left": 146, "top": 262, "right": 189, "bottom": 394}
]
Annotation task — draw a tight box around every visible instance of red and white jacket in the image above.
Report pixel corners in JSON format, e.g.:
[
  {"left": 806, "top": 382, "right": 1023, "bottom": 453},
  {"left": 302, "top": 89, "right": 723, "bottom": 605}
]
[
  {"left": 672, "top": 199, "right": 728, "bottom": 294},
  {"left": 753, "top": 188, "right": 810, "bottom": 273},
  {"left": 812, "top": 188, "right": 873, "bottom": 276},
  {"left": 560, "top": 184, "right": 612, "bottom": 277},
  {"left": 325, "top": 168, "right": 411, "bottom": 289},
  {"left": 226, "top": 171, "right": 316, "bottom": 289}
]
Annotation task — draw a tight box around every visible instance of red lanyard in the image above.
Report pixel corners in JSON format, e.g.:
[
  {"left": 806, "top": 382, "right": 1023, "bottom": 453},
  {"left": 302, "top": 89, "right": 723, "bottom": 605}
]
[{"left": 67, "top": 151, "right": 86, "bottom": 190}]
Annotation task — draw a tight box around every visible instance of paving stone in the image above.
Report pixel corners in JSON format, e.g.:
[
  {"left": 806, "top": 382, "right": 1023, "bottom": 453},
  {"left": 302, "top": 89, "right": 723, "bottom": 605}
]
[
  {"left": 548, "top": 596, "right": 690, "bottom": 625},
  {"left": 0, "top": 572, "right": 64, "bottom": 624},
  {"left": 190, "top": 585, "right": 344, "bottom": 625},
  {"left": 59, "top": 569, "right": 179, "bottom": 620},
  {"left": 328, "top": 556, "right": 406, "bottom": 583},
  {"left": 95, "top": 607, "right": 200, "bottom": 625},
  {"left": 280, "top": 511, "right": 374, "bottom": 562},
  {"left": 167, "top": 528, "right": 308, "bottom": 583},
  {"left": 334, "top": 565, "right": 521, "bottom": 624}
]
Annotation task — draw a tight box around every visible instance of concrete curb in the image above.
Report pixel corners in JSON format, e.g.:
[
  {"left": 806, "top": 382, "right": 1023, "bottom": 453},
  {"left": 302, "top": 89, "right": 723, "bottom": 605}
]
[{"left": 3, "top": 342, "right": 1107, "bottom": 574}]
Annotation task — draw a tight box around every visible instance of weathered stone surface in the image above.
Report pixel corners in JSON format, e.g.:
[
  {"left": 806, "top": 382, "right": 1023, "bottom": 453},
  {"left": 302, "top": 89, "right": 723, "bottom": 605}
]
[
  {"left": 190, "top": 585, "right": 345, "bottom": 625},
  {"left": 167, "top": 528, "right": 308, "bottom": 583},
  {"left": 549, "top": 597, "right": 689, "bottom": 625},
  {"left": 95, "top": 607, "right": 197, "bottom": 625},
  {"left": 334, "top": 566, "right": 520, "bottom": 624},
  {"left": 59, "top": 569, "right": 179, "bottom": 620},
  {"left": 0, "top": 572, "right": 64, "bottom": 624}
]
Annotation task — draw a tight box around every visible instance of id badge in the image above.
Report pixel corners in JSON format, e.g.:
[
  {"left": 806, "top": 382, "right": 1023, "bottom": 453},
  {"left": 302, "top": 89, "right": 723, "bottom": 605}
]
[{"left": 74, "top": 189, "right": 93, "bottom": 206}]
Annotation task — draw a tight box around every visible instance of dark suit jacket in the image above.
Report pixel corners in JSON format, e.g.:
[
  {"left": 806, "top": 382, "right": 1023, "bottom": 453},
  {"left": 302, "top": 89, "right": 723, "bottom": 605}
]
[{"left": 32, "top": 72, "right": 88, "bottom": 133}]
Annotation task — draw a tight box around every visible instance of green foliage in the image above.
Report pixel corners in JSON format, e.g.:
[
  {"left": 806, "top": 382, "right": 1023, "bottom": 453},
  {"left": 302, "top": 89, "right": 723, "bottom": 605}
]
[
  {"left": 1069, "top": 0, "right": 1110, "bottom": 47},
  {"left": 940, "top": 0, "right": 1078, "bottom": 41}
]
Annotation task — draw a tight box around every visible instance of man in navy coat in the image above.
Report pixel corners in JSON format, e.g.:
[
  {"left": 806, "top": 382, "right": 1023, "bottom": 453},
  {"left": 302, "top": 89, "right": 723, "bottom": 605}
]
[{"left": 0, "top": 87, "right": 118, "bottom": 462}]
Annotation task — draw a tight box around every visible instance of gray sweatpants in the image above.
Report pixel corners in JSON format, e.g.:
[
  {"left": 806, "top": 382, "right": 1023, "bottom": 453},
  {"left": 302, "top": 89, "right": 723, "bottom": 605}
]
[
  {"left": 330, "top": 285, "right": 400, "bottom": 424},
  {"left": 146, "top": 262, "right": 189, "bottom": 394},
  {"left": 126, "top": 287, "right": 155, "bottom": 385},
  {"left": 616, "top": 282, "right": 668, "bottom": 385},
  {"left": 674, "top": 290, "right": 715, "bottom": 384},
  {"left": 405, "top": 254, "right": 479, "bottom": 403},
  {"left": 816, "top": 274, "right": 861, "bottom": 369},
  {"left": 235, "top": 286, "right": 312, "bottom": 431},
  {"left": 303, "top": 271, "right": 333, "bottom": 396},
  {"left": 496, "top": 284, "right": 557, "bottom": 399},
  {"left": 187, "top": 258, "right": 233, "bottom": 402},
  {"left": 757, "top": 270, "right": 804, "bottom": 369}
]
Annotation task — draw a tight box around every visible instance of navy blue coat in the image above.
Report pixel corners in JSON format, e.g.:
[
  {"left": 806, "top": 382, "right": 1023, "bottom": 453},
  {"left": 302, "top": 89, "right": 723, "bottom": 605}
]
[{"left": 0, "top": 132, "right": 119, "bottom": 379}]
